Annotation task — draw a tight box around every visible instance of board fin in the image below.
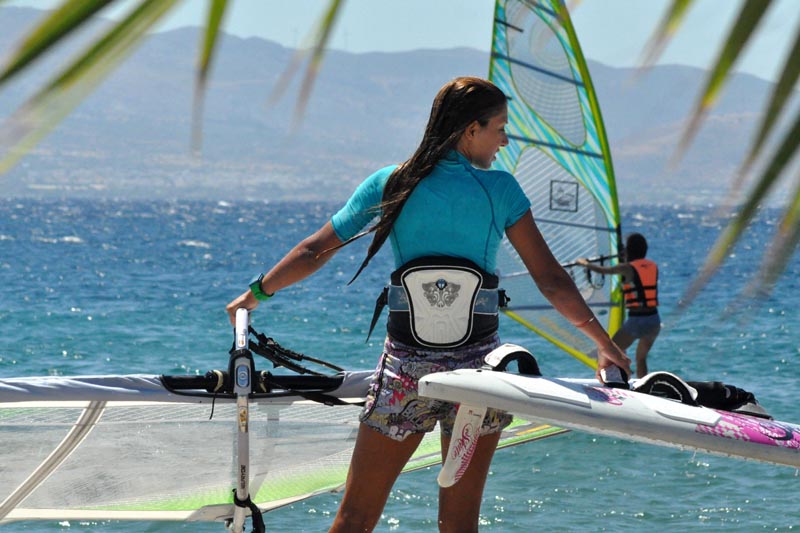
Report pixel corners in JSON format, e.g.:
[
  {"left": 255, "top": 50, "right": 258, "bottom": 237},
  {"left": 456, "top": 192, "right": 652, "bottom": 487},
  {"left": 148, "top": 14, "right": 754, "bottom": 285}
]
[{"left": 437, "top": 403, "right": 486, "bottom": 488}]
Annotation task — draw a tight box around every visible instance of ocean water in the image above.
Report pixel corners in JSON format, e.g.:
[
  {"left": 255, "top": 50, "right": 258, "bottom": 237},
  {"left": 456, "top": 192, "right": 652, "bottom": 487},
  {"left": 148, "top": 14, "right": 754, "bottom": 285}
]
[{"left": 1, "top": 198, "right": 798, "bottom": 532}]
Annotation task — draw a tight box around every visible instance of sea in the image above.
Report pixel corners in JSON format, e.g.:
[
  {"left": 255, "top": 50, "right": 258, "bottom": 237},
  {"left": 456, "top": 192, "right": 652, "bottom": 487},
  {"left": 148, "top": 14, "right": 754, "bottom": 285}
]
[{"left": 1, "top": 198, "right": 798, "bottom": 532}]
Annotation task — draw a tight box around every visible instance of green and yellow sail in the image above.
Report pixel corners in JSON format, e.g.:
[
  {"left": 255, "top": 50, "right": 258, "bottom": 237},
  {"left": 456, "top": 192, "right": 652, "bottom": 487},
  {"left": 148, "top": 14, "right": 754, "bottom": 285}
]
[{"left": 490, "top": 0, "right": 624, "bottom": 368}]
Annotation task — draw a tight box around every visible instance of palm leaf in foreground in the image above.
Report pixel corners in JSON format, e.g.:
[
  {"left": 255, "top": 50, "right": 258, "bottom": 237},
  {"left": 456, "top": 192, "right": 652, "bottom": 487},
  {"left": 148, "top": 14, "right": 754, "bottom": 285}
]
[
  {"left": 0, "top": 0, "right": 182, "bottom": 173},
  {"left": 640, "top": 0, "right": 800, "bottom": 304},
  {"left": 672, "top": 0, "right": 772, "bottom": 162},
  {"left": 735, "top": 22, "right": 800, "bottom": 186},
  {"left": 637, "top": 0, "right": 691, "bottom": 70},
  {"left": 267, "top": 0, "right": 344, "bottom": 125},
  {"left": 747, "top": 171, "right": 800, "bottom": 298},
  {"left": 0, "top": 0, "right": 346, "bottom": 167},
  {"left": 191, "top": 0, "right": 230, "bottom": 152},
  {"left": 680, "top": 106, "right": 800, "bottom": 308},
  {"left": 0, "top": 0, "right": 115, "bottom": 86}
]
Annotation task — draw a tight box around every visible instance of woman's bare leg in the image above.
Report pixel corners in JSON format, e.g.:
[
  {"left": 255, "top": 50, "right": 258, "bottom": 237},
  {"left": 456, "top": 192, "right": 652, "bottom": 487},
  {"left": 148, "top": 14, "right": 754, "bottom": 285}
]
[
  {"left": 437, "top": 430, "right": 502, "bottom": 533},
  {"left": 329, "top": 424, "right": 424, "bottom": 533}
]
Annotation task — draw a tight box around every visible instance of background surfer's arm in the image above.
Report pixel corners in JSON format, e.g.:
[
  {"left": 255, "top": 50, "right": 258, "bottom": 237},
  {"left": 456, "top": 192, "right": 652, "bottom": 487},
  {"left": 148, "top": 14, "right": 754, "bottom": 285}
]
[{"left": 580, "top": 261, "right": 631, "bottom": 277}]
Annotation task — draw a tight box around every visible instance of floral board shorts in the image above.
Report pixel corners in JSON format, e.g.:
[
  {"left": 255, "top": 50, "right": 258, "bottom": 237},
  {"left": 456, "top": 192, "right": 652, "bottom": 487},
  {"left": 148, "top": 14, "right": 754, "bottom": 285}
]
[{"left": 359, "top": 334, "right": 514, "bottom": 441}]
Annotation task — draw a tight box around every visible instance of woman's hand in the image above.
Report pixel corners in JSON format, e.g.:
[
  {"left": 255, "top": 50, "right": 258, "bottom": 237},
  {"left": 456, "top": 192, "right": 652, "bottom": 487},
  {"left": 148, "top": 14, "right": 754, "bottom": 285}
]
[
  {"left": 595, "top": 343, "right": 632, "bottom": 383},
  {"left": 226, "top": 290, "right": 258, "bottom": 325}
]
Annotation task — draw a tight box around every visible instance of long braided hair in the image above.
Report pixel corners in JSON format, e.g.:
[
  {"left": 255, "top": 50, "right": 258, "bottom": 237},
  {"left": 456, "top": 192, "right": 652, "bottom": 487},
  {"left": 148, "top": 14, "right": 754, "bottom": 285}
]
[{"left": 344, "top": 77, "right": 508, "bottom": 282}]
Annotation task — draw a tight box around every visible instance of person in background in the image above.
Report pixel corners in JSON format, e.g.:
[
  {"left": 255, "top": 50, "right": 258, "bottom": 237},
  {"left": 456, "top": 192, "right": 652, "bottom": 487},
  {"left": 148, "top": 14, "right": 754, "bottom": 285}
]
[
  {"left": 578, "top": 233, "right": 659, "bottom": 378},
  {"left": 227, "top": 76, "right": 630, "bottom": 533}
]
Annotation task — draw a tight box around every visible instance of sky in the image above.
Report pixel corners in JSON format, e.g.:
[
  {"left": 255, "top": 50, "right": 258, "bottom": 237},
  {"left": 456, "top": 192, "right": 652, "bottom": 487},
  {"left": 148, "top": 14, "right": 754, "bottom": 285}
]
[{"left": 6, "top": 0, "right": 800, "bottom": 82}]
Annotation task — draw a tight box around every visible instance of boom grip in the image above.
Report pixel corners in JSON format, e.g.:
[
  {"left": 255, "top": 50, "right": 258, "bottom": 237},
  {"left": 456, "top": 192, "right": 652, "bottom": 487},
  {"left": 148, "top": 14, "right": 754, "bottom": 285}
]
[{"left": 235, "top": 308, "right": 249, "bottom": 350}]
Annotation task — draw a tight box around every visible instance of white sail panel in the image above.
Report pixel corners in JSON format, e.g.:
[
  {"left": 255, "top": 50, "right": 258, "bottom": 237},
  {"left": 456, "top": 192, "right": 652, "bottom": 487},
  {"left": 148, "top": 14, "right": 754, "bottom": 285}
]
[{"left": 0, "top": 373, "right": 566, "bottom": 524}]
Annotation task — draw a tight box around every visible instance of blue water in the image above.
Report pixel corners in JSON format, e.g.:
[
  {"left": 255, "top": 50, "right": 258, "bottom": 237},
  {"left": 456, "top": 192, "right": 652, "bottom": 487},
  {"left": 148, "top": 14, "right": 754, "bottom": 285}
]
[{"left": 1, "top": 198, "right": 798, "bottom": 532}]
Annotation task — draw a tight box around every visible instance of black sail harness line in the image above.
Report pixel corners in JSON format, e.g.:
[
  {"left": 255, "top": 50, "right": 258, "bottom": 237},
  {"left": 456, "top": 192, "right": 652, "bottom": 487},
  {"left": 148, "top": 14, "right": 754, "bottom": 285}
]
[
  {"left": 162, "top": 328, "right": 359, "bottom": 407},
  {"left": 247, "top": 327, "right": 357, "bottom": 406},
  {"left": 366, "top": 256, "right": 509, "bottom": 348},
  {"left": 248, "top": 326, "right": 344, "bottom": 375}
]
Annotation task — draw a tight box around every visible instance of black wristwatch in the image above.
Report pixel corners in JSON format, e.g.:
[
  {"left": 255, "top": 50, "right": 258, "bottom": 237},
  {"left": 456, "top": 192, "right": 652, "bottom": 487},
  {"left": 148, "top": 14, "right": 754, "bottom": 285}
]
[{"left": 248, "top": 273, "right": 273, "bottom": 301}]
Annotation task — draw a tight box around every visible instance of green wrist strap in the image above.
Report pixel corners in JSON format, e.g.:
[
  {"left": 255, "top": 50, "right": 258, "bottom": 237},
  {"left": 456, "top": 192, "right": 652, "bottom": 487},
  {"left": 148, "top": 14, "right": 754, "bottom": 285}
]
[{"left": 249, "top": 273, "right": 273, "bottom": 301}]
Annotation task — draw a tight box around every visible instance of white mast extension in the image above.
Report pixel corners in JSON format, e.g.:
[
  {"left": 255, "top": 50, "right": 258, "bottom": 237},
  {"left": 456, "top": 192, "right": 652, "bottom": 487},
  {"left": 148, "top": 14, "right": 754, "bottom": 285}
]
[{"left": 229, "top": 308, "right": 265, "bottom": 533}]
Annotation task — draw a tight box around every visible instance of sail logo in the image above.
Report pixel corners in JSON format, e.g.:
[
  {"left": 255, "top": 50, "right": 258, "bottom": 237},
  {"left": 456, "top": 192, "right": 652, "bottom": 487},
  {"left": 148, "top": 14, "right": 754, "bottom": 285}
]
[{"left": 549, "top": 180, "right": 579, "bottom": 212}]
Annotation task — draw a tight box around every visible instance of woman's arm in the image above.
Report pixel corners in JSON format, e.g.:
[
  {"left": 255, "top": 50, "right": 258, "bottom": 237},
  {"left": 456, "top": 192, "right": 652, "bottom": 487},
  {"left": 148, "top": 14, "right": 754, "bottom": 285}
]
[
  {"left": 225, "top": 221, "right": 343, "bottom": 324},
  {"left": 505, "top": 211, "right": 631, "bottom": 380}
]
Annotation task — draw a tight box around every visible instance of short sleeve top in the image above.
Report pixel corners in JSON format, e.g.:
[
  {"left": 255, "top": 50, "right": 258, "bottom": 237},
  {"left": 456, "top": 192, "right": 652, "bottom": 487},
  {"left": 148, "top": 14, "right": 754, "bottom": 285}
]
[{"left": 331, "top": 150, "right": 530, "bottom": 273}]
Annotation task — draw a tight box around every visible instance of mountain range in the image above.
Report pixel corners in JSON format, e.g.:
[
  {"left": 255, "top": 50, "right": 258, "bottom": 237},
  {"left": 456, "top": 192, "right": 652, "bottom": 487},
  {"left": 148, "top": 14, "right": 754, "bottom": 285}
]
[{"left": 0, "top": 7, "right": 781, "bottom": 205}]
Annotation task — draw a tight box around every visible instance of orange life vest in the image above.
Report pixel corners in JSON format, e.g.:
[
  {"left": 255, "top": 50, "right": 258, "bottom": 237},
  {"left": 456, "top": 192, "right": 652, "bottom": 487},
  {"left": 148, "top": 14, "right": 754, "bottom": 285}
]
[{"left": 623, "top": 259, "right": 658, "bottom": 314}]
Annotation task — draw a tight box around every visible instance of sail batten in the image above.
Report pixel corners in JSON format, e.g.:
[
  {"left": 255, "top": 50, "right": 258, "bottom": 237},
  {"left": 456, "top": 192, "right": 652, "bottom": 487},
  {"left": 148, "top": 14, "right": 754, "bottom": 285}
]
[
  {"left": 491, "top": 54, "right": 586, "bottom": 86},
  {"left": 507, "top": 134, "right": 602, "bottom": 157},
  {"left": 535, "top": 218, "right": 616, "bottom": 232},
  {"left": 490, "top": 0, "right": 623, "bottom": 368}
]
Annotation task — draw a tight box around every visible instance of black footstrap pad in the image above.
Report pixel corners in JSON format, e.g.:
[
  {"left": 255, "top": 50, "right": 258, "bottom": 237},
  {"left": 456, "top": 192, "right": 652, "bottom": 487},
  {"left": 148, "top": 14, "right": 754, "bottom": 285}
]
[{"left": 484, "top": 343, "right": 541, "bottom": 376}]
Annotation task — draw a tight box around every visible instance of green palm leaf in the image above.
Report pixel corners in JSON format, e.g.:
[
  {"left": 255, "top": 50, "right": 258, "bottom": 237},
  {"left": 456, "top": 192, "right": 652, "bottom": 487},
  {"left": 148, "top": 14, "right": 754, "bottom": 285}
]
[
  {"left": 191, "top": 0, "right": 229, "bottom": 151},
  {"left": 0, "top": 0, "right": 181, "bottom": 173},
  {"left": 680, "top": 103, "right": 800, "bottom": 307},
  {"left": 674, "top": 0, "right": 772, "bottom": 161},
  {"left": 0, "top": 0, "right": 116, "bottom": 85},
  {"left": 267, "top": 0, "right": 344, "bottom": 124},
  {"left": 735, "top": 23, "right": 800, "bottom": 185},
  {"left": 638, "top": 0, "right": 692, "bottom": 68},
  {"left": 746, "top": 172, "right": 800, "bottom": 298}
]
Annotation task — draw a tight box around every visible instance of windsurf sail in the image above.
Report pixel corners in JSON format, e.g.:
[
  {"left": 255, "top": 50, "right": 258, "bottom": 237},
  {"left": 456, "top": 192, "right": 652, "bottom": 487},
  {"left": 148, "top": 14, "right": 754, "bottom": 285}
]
[
  {"left": 490, "top": 0, "right": 623, "bottom": 368},
  {"left": 0, "top": 328, "right": 567, "bottom": 526}
]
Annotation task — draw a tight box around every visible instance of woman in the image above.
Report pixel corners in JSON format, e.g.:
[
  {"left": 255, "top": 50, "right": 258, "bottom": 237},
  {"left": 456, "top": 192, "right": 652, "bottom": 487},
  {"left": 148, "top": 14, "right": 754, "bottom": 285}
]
[
  {"left": 578, "top": 233, "right": 659, "bottom": 378},
  {"left": 227, "top": 77, "right": 630, "bottom": 533}
]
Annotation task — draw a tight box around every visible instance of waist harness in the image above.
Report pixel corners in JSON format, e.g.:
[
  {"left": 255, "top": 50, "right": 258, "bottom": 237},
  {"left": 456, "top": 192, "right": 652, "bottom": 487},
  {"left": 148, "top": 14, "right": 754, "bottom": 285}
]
[{"left": 368, "top": 256, "right": 508, "bottom": 349}]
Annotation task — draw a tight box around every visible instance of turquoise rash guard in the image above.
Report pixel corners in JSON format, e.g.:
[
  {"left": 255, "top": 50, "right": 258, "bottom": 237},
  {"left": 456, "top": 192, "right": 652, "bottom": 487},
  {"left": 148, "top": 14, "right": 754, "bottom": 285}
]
[{"left": 330, "top": 150, "right": 531, "bottom": 273}]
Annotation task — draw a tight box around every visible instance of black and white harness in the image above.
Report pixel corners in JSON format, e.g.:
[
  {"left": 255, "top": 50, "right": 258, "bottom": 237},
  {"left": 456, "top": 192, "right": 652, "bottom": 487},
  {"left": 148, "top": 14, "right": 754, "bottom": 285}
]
[{"left": 368, "top": 256, "right": 509, "bottom": 349}]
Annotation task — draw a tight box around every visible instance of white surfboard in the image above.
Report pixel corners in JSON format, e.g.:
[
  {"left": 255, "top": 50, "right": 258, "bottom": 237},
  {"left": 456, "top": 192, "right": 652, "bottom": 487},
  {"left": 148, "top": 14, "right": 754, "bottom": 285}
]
[{"left": 419, "top": 368, "right": 800, "bottom": 468}]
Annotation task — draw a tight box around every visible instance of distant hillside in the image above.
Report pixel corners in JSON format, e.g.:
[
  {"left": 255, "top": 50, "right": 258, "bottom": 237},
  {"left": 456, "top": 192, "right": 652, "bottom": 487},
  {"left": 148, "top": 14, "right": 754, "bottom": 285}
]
[{"left": 0, "top": 7, "right": 779, "bottom": 205}]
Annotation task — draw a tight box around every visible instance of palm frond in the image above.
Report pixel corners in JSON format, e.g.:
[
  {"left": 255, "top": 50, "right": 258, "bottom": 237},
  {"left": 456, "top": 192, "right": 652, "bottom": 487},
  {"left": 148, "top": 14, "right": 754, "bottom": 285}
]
[
  {"left": 673, "top": 0, "right": 772, "bottom": 162},
  {"left": 294, "top": 0, "right": 343, "bottom": 123},
  {"left": 735, "top": 23, "right": 800, "bottom": 185},
  {"left": 191, "top": 0, "right": 229, "bottom": 152},
  {"left": 0, "top": 0, "right": 181, "bottom": 173},
  {"left": 0, "top": 0, "right": 117, "bottom": 86},
  {"left": 638, "top": 0, "right": 692, "bottom": 68},
  {"left": 745, "top": 171, "right": 800, "bottom": 298},
  {"left": 680, "top": 101, "right": 800, "bottom": 307},
  {"left": 268, "top": 0, "right": 344, "bottom": 124}
]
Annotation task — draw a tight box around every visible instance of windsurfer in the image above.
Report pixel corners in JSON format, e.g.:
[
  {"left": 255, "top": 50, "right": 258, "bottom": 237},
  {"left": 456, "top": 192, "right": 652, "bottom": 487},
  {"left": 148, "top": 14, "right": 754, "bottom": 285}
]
[
  {"left": 578, "top": 233, "right": 660, "bottom": 378},
  {"left": 226, "top": 76, "right": 630, "bottom": 533}
]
